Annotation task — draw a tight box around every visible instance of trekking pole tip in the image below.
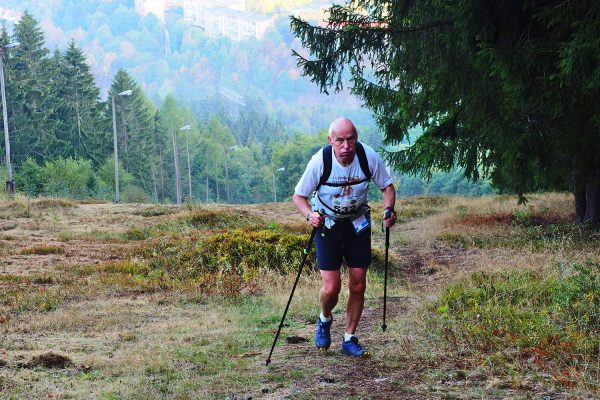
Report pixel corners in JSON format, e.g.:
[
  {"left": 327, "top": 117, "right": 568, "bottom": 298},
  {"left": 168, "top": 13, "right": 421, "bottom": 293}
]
[
  {"left": 381, "top": 323, "right": 387, "bottom": 332},
  {"left": 265, "top": 358, "right": 271, "bottom": 366}
]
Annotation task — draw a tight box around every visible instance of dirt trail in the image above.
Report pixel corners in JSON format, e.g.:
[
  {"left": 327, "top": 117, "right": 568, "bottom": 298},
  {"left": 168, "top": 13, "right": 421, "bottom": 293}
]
[{"left": 252, "top": 214, "right": 482, "bottom": 399}]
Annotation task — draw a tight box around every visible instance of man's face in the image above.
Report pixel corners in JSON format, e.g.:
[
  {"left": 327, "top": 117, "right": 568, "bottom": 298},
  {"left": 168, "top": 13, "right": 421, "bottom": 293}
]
[{"left": 328, "top": 121, "right": 357, "bottom": 165}]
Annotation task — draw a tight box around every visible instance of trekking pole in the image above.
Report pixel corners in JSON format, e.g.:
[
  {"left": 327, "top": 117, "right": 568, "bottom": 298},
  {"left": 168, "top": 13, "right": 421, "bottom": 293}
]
[
  {"left": 265, "top": 226, "right": 318, "bottom": 366},
  {"left": 382, "top": 209, "right": 392, "bottom": 332}
]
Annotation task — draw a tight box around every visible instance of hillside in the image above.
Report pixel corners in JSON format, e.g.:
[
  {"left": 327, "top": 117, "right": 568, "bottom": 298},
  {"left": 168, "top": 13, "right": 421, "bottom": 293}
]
[
  {"left": 0, "top": 193, "right": 598, "bottom": 398},
  {"left": 0, "top": 0, "right": 370, "bottom": 133}
]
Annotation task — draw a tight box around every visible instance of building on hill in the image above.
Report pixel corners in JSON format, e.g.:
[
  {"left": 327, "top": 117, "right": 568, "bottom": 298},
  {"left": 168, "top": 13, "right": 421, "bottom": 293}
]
[
  {"left": 135, "top": 0, "right": 289, "bottom": 41},
  {"left": 204, "top": 8, "right": 273, "bottom": 41},
  {"left": 183, "top": 1, "right": 273, "bottom": 41},
  {"left": 135, "top": 0, "right": 167, "bottom": 21},
  {"left": 182, "top": 0, "right": 244, "bottom": 27}
]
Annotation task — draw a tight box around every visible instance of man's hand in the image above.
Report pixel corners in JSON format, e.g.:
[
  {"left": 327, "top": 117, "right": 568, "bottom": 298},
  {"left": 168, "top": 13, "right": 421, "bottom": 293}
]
[
  {"left": 383, "top": 207, "right": 397, "bottom": 228},
  {"left": 307, "top": 211, "right": 325, "bottom": 228}
]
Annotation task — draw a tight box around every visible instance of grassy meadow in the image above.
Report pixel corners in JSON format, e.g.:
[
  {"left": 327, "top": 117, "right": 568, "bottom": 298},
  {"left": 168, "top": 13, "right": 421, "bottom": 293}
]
[{"left": 0, "top": 193, "right": 598, "bottom": 399}]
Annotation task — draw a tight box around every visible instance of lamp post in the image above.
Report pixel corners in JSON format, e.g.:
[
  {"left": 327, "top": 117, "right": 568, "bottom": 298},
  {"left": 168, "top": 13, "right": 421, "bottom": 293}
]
[
  {"left": 172, "top": 127, "right": 182, "bottom": 205},
  {"left": 180, "top": 124, "right": 192, "bottom": 200},
  {"left": 0, "top": 42, "right": 18, "bottom": 194},
  {"left": 111, "top": 89, "right": 132, "bottom": 203},
  {"left": 224, "top": 145, "right": 237, "bottom": 204},
  {"left": 273, "top": 167, "right": 285, "bottom": 203}
]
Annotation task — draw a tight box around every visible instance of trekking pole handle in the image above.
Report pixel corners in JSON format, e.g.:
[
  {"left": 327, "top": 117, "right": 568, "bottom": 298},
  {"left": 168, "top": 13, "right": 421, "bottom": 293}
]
[
  {"left": 384, "top": 207, "right": 395, "bottom": 220},
  {"left": 382, "top": 207, "right": 395, "bottom": 232}
]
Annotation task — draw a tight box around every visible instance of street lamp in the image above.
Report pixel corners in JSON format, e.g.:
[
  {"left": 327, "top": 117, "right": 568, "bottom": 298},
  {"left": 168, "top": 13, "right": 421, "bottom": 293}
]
[
  {"left": 180, "top": 124, "right": 192, "bottom": 200},
  {"left": 224, "top": 145, "right": 237, "bottom": 204},
  {"left": 1, "top": 41, "right": 19, "bottom": 194},
  {"left": 273, "top": 167, "right": 285, "bottom": 203},
  {"left": 111, "top": 89, "right": 132, "bottom": 203}
]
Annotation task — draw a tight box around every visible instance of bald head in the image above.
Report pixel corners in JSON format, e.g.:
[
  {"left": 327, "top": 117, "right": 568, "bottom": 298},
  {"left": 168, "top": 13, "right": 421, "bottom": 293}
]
[
  {"left": 327, "top": 117, "right": 358, "bottom": 166},
  {"left": 328, "top": 117, "right": 357, "bottom": 138}
]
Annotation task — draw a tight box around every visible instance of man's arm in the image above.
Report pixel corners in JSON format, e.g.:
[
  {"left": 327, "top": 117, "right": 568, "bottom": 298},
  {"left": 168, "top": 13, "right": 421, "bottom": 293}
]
[
  {"left": 293, "top": 194, "right": 324, "bottom": 228},
  {"left": 381, "top": 184, "right": 397, "bottom": 228}
]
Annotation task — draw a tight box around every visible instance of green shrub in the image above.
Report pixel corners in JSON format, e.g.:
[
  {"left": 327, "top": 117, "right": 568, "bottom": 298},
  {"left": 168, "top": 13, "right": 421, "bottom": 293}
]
[
  {"left": 20, "top": 244, "right": 65, "bottom": 255},
  {"left": 14, "top": 158, "right": 44, "bottom": 196},
  {"left": 436, "top": 262, "right": 600, "bottom": 385},
  {"left": 135, "top": 229, "right": 315, "bottom": 280},
  {"left": 42, "top": 158, "right": 97, "bottom": 199},
  {"left": 95, "top": 156, "right": 134, "bottom": 200},
  {"left": 122, "top": 185, "right": 152, "bottom": 203},
  {"left": 513, "top": 208, "right": 532, "bottom": 226},
  {"left": 1, "top": 287, "right": 64, "bottom": 312},
  {"left": 122, "top": 227, "right": 152, "bottom": 240}
]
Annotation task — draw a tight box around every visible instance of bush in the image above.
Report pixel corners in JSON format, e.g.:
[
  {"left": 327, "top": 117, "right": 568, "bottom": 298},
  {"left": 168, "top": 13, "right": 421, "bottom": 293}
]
[
  {"left": 122, "top": 185, "right": 152, "bottom": 203},
  {"left": 135, "top": 229, "right": 315, "bottom": 280},
  {"left": 42, "top": 158, "right": 97, "bottom": 199},
  {"left": 435, "top": 262, "right": 600, "bottom": 387},
  {"left": 14, "top": 158, "right": 44, "bottom": 196},
  {"left": 96, "top": 156, "right": 134, "bottom": 200}
]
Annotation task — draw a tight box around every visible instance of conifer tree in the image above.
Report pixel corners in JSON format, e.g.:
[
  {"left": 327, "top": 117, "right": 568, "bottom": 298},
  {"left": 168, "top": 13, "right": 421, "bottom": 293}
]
[
  {"left": 291, "top": 0, "right": 600, "bottom": 224},
  {"left": 157, "top": 94, "right": 184, "bottom": 204},
  {"left": 57, "top": 40, "right": 109, "bottom": 163},
  {"left": 45, "top": 49, "right": 67, "bottom": 158},
  {"left": 152, "top": 110, "right": 166, "bottom": 203},
  {"left": 108, "top": 69, "right": 155, "bottom": 192},
  {"left": 9, "top": 10, "right": 55, "bottom": 164}
]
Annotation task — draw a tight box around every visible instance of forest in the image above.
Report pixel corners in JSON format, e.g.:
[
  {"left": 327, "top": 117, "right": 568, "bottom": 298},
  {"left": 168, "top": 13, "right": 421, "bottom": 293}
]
[{"left": 0, "top": 5, "right": 492, "bottom": 204}]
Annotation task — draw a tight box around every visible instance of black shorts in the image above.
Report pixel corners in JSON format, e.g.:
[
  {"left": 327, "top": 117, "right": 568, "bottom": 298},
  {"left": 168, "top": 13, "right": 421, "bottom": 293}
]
[{"left": 315, "top": 218, "right": 371, "bottom": 271}]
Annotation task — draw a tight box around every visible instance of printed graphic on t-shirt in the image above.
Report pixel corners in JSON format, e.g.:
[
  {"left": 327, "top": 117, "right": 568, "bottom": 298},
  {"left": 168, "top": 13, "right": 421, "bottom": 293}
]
[{"left": 331, "top": 176, "right": 362, "bottom": 215}]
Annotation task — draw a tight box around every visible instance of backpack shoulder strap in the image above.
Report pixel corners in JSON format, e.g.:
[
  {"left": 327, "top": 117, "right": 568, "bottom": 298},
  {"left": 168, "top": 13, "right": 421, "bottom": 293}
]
[
  {"left": 318, "top": 144, "right": 332, "bottom": 188},
  {"left": 356, "top": 142, "right": 371, "bottom": 180}
]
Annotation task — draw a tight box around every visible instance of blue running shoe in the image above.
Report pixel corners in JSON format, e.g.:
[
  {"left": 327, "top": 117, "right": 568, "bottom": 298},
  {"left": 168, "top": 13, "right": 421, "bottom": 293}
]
[
  {"left": 340, "top": 336, "right": 369, "bottom": 357},
  {"left": 315, "top": 317, "right": 332, "bottom": 350}
]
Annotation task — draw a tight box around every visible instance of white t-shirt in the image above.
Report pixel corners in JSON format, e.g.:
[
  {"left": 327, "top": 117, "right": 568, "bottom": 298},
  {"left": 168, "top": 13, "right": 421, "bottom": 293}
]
[{"left": 294, "top": 143, "right": 393, "bottom": 224}]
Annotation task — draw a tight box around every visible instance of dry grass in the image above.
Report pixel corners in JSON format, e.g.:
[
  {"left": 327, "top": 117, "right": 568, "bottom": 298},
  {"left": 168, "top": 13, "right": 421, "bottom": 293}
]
[
  {"left": 0, "top": 193, "right": 597, "bottom": 399},
  {"left": 20, "top": 244, "right": 65, "bottom": 255}
]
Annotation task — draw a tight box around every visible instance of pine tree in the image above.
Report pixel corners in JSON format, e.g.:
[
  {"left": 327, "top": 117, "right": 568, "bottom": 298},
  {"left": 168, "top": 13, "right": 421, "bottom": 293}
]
[
  {"left": 157, "top": 94, "right": 183, "bottom": 204},
  {"left": 57, "top": 40, "right": 109, "bottom": 164},
  {"left": 152, "top": 110, "right": 166, "bottom": 203},
  {"left": 108, "top": 69, "right": 155, "bottom": 193},
  {"left": 8, "top": 10, "right": 55, "bottom": 164},
  {"left": 291, "top": 0, "right": 600, "bottom": 224},
  {"left": 44, "top": 49, "right": 68, "bottom": 158}
]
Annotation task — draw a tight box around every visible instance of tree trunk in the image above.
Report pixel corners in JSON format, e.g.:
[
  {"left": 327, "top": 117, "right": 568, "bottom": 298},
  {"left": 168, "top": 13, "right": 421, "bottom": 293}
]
[
  {"left": 572, "top": 161, "right": 600, "bottom": 225},
  {"left": 158, "top": 145, "right": 165, "bottom": 204},
  {"left": 572, "top": 163, "right": 587, "bottom": 224},
  {"left": 76, "top": 99, "right": 82, "bottom": 154},
  {"left": 121, "top": 120, "right": 129, "bottom": 172},
  {"left": 172, "top": 129, "right": 181, "bottom": 205},
  {"left": 186, "top": 134, "right": 192, "bottom": 199},
  {"left": 206, "top": 175, "right": 209, "bottom": 203},
  {"left": 151, "top": 166, "right": 158, "bottom": 203},
  {"left": 584, "top": 169, "right": 600, "bottom": 225}
]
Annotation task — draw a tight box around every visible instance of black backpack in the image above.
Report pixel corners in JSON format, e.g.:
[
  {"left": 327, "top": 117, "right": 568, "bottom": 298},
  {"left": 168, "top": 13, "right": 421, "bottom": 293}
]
[{"left": 317, "top": 141, "right": 372, "bottom": 189}]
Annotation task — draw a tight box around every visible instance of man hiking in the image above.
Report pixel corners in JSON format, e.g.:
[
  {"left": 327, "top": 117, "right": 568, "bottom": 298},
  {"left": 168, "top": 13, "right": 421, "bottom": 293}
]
[{"left": 293, "top": 117, "right": 397, "bottom": 357}]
